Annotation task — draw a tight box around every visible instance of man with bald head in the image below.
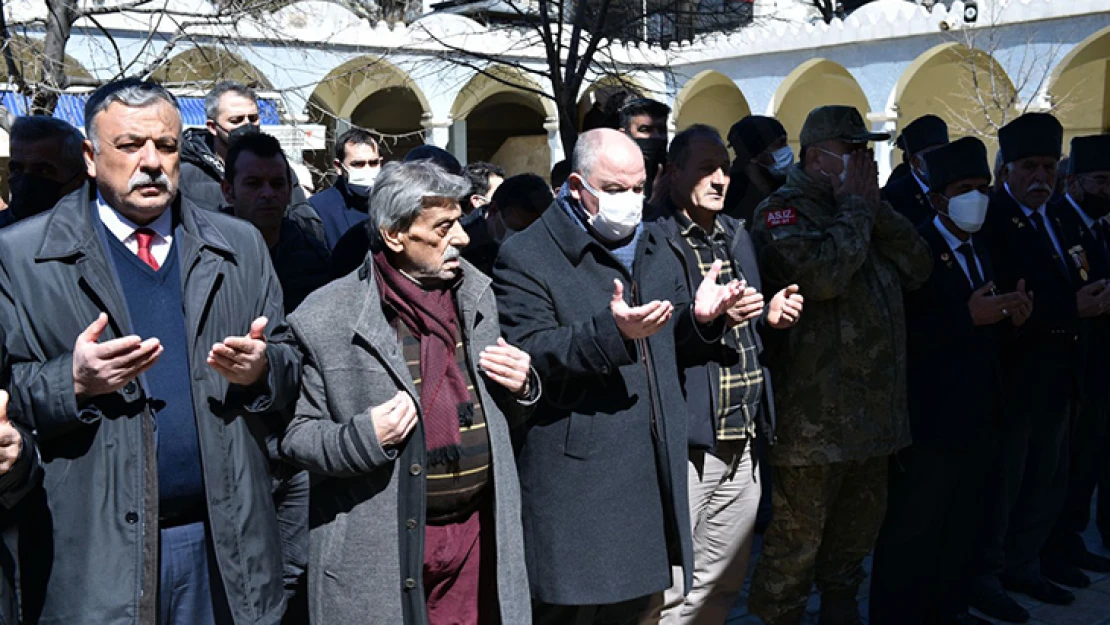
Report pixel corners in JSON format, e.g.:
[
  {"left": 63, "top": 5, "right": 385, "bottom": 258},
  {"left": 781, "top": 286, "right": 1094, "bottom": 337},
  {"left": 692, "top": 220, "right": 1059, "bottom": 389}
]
[{"left": 493, "top": 129, "right": 745, "bottom": 624}]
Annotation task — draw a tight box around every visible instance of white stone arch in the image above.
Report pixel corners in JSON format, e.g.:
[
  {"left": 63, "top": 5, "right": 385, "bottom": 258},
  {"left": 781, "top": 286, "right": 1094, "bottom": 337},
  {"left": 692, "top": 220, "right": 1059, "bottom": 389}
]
[
  {"left": 672, "top": 69, "right": 751, "bottom": 139},
  {"left": 771, "top": 58, "right": 870, "bottom": 154}
]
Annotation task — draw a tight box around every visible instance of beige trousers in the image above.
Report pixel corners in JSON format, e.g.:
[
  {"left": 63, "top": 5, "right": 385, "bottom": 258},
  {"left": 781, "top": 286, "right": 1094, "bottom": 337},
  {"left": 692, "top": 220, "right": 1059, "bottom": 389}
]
[{"left": 644, "top": 438, "right": 762, "bottom": 625}]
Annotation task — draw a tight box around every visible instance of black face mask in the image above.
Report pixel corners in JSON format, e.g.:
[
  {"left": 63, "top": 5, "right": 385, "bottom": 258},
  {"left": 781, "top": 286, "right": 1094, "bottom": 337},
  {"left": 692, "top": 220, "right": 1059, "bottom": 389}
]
[
  {"left": 9, "top": 173, "right": 69, "bottom": 221},
  {"left": 225, "top": 123, "right": 261, "bottom": 145},
  {"left": 1080, "top": 192, "right": 1110, "bottom": 219},
  {"left": 635, "top": 137, "right": 667, "bottom": 198}
]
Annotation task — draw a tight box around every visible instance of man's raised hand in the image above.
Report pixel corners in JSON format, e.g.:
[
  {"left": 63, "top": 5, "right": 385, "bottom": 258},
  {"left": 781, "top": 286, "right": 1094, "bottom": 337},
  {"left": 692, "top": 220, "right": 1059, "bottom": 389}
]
[
  {"left": 693, "top": 261, "right": 744, "bottom": 324},
  {"left": 0, "top": 391, "right": 21, "bottom": 474},
  {"left": 611, "top": 279, "right": 674, "bottom": 340},
  {"left": 207, "top": 317, "right": 270, "bottom": 386},
  {"left": 73, "top": 313, "right": 162, "bottom": 402}
]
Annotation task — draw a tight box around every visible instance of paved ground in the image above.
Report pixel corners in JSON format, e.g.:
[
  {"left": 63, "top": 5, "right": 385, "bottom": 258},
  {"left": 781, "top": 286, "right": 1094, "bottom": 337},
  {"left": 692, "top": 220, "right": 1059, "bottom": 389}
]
[{"left": 727, "top": 504, "right": 1110, "bottom": 625}]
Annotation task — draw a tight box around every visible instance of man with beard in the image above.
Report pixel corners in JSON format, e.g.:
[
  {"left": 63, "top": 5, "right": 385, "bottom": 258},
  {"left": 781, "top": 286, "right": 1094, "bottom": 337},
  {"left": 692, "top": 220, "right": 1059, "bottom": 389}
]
[
  {"left": 882, "top": 115, "right": 949, "bottom": 227},
  {"left": 619, "top": 97, "right": 670, "bottom": 199},
  {"left": 723, "top": 116, "right": 792, "bottom": 225},
  {"left": 968, "top": 113, "right": 1099, "bottom": 622},
  {"left": 1040, "top": 134, "right": 1110, "bottom": 589},
  {"left": 1, "top": 116, "right": 86, "bottom": 227},
  {"left": 310, "top": 128, "right": 382, "bottom": 249}
]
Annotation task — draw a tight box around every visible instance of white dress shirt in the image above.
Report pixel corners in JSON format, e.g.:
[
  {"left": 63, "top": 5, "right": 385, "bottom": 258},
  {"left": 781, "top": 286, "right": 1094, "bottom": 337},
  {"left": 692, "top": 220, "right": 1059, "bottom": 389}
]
[
  {"left": 96, "top": 196, "right": 174, "bottom": 267},
  {"left": 1005, "top": 182, "right": 1066, "bottom": 260},
  {"left": 934, "top": 216, "right": 985, "bottom": 289}
]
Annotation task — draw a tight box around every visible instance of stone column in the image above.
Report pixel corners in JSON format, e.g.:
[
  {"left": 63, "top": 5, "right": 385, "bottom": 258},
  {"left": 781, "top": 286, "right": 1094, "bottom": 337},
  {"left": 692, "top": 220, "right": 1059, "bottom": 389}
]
[
  {"left": 448, "top": 119, "right": 468, "bottom": 166},
  {"left": 868, "top": 110, "right": 899, "bottom": 185},
  {"left": 545, "top": 117, "right": 565, "bottom": 168},
  {"left": 421, "top": 114, "right": 452, "bottom": 150}
]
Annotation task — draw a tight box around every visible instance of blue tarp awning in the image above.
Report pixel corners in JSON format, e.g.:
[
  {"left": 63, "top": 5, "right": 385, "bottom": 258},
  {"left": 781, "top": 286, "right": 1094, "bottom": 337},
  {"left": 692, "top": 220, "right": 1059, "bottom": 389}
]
[{"left": 1, "top": 91, "right": 281, "bottom": 129}]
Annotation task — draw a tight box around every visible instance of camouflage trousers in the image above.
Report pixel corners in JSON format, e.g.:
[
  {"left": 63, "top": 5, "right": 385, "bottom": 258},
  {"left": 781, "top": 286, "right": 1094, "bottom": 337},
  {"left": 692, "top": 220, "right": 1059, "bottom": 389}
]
[{"left": 748, "top": 456, "right": 889, "bottom": 625}]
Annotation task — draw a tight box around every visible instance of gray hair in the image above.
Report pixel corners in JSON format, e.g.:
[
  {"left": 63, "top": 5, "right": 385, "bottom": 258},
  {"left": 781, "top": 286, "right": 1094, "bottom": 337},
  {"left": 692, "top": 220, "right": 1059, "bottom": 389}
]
[
  {"left": 205, "top": 81, "right": 257, "bottom": 122},
  {"left": 10, "top": 116, "right": 85, "bottom": 172},
  {"left": 368, "top": 160, "right": 469, "bottom": 245},
  {"left": 572, "top": 130, "right": 607, "bottom": 179},
  {"left": 668, "top": 123, "right": 722, "bottom": 169},
  {"left": 84, "top": 79, "right": 180, "bottom": 152}
]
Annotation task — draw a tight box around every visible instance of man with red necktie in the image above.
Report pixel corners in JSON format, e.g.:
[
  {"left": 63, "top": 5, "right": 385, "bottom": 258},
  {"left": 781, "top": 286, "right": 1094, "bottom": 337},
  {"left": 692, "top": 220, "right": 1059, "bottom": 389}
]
[{"left": 0, "top": 78, "right": 300, "bottom": 625}]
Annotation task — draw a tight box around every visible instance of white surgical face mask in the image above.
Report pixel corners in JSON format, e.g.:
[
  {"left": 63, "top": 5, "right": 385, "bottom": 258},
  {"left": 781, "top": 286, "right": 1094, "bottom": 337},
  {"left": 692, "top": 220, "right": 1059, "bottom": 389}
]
[
  {"left": 580, "top": 178, "right": 643, "bottom": 241},
  {"left": 769, "top": 146, "right": 794, "bottom": 175},
  {"left": 946, "top": 190, "right": 990, "bottom": 233},
  {"left": 819, "top": 148, "right": 851, "bottom": 184},
  {"left": 344, "top": 165, "right": 380, "bottom": 194}
]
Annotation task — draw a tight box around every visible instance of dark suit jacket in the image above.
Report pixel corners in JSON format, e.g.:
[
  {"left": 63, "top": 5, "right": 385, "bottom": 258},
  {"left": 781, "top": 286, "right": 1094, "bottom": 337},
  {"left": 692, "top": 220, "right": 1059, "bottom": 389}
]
[
  {"left": 646, "top": 201, "right": 776, "bottom": 449},
  {"left": 904, "top": 221, "right": 1002, "bottom": 449},
  {"left": 1052, "top": 198, "right": 1110, "bottom": 406},
  {"left": 882, "top": 173, "right": 934, "bottom": 228},
  {"left": 980, "top": 189, "right": 1080, "bottom": 411},
  {"left": 492, "top": 200, "right": 725, "bottom": 605}
]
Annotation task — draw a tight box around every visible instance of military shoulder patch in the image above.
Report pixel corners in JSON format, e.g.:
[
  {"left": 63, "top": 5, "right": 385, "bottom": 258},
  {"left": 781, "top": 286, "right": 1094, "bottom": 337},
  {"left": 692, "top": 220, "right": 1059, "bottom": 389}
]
[{"left": 765, "top": 207, "right": 798, "bottom": 228}]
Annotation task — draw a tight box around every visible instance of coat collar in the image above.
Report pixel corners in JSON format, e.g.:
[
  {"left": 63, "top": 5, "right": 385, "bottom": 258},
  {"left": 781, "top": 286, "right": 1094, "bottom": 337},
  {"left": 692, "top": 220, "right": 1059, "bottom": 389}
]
[
  {"left": 540, "top": 196, "right": 611, "bottom": 265},
  {"left": 34, "top": 181, "right": 237, "bottom": 262},
  {"left": 353, "top": 252, "right": 490, "bottom": 344}
]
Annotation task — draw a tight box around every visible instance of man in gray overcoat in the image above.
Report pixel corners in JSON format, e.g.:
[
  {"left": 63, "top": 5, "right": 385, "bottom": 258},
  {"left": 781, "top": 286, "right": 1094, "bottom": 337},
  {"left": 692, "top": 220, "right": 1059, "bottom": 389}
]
[{"left": 282, "top": 160, "right": 536, "bottom": 625}]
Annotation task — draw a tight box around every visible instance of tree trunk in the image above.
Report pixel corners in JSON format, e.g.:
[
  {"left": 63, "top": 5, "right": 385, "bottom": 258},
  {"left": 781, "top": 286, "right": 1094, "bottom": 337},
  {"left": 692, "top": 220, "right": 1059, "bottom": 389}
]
[{"left": 32, "top": 0, "right": 77, "bottom": 115}]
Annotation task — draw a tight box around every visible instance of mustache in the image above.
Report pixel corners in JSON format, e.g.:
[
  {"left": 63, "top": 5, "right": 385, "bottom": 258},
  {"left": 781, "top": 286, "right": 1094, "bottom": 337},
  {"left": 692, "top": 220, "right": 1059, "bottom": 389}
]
[
  {"left": 442, "top": 246, "right": 462, "bottom": 262},
  {"left": 128, "top": 171, "right": 173, "bottom": 193},
  {"left": 1027, "top": 182, "right": 1053, "bottom": 193}
]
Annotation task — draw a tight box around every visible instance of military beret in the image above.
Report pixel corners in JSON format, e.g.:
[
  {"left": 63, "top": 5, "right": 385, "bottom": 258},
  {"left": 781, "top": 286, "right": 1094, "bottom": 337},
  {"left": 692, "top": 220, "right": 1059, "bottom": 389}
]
[
  {"left": 923, "top": 136, "right": 992, "bottom": 194},
  {"left": 998, "top": 112, "right": 1063, "bottom": 164},
  {"left": 727, "top": 116, "right": 786, "bottom": 162},
  {"left": 895, "top": 115, "right": 949, "bottom": 154},
  {"left": 1068, "top": 134, "right": 1110, "bottom": 175},
  {"left": 799, "top": 105, "right": 889, "bottom": 147}
]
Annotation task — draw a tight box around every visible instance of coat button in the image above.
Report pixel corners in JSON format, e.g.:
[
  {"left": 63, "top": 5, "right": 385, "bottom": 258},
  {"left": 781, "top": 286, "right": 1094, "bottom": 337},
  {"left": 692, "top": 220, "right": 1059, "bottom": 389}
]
[
  {"left": 404, "top": 578, "right": 417, "bottom": 590},
  {"left": 406, "top": 518, "right": 418, "bottom": 530},
  {"left": 409, "top": 464, "right": 422, "bottom": 476},
  {"left": 125, "top": 511, "right": 139, "bottom": 524},
  {"left": 123, "top": 381, "right": 138, "bottom": 395}
]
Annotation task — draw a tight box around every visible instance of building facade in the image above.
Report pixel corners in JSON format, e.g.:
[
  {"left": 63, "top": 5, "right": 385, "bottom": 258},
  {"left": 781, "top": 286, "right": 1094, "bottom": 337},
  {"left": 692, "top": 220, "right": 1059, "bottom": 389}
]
[{"left": 2, "top": 0, "right": 1108, "bottom": 186}]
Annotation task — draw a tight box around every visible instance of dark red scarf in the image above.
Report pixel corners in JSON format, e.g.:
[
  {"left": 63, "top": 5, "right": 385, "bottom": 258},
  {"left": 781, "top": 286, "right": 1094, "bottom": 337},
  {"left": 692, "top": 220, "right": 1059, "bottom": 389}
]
[{"left": 372, "top": 251, "right": 468, "bottom": 463}]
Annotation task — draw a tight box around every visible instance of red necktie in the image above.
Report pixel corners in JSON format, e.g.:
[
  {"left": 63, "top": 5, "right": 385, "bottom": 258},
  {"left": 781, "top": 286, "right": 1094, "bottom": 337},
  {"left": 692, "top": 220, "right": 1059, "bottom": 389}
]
[{"left": 135, "top": 228, "right": 160, "bottom": 271}]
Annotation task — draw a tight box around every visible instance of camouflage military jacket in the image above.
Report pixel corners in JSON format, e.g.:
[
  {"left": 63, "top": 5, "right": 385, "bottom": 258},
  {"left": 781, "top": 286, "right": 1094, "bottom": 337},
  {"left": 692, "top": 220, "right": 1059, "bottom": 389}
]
[{"left": 750, "top": 167, "right": 933, "bottom": 466}]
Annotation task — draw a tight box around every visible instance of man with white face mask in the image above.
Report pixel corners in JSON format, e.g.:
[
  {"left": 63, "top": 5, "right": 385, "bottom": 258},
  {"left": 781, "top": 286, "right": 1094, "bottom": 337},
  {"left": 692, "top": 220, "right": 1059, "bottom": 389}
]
[
  {"left": 968, "top": 112, "right": 1095, "bottom": 621},
  {"left": 492, "top": 128, "right": 746, "bottom": 625},
  {"left": 309, "top": 128, "right": 383, "bottom": 250},
  {"left": 747, "top": 105, "right": 933, "bottom": 625},
  {"left": 871, "top": 136, "right": 1031, "bottom": 625},
  {"left": 724, "top": 115, "right": 792, "bottom": 226}
]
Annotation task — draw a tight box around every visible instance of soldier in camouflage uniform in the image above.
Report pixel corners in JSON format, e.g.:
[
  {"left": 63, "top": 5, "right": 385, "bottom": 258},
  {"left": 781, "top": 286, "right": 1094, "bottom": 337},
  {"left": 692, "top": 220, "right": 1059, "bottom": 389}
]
[{"left": 746, "top": 105, "right": 933, "bottom": 625}]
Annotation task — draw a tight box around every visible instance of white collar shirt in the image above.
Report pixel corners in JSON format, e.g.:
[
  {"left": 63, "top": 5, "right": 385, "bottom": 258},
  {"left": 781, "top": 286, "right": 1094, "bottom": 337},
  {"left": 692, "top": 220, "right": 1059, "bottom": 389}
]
[{"left": 95, "top": 194, "right": 174, "bottom": 267}]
